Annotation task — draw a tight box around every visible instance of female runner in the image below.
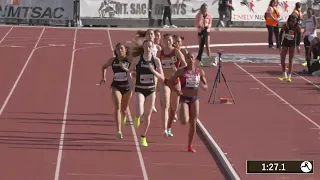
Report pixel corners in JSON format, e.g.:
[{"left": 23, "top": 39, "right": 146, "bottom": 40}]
[
  {"left": 302, "top": 8, "right": 317, "bottom": 72},
  {"left": 154, "top": 29, "right": 163, "bottom": 47},
  {"left": 135, "top": 29, "right": 161, "bottom": 113},
  {"left": 99, "top": 43, "right": 131, "bottom": 139},
  {"left": 167, "top": 52, "right": 208, "bottom": 152},
  {"left": 127, "top": 40, "right": 164, "bottom": 147},
  {"left": 173, "top": 35, "right": 188, "bottom": 57},
  {"left": 159, "top": 33, "right": 186, "bottom": 137},
  {"left": 278, "top": 14, "right": 301, "bottom": 82}
]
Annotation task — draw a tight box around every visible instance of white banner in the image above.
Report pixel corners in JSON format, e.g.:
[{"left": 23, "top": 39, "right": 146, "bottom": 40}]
[
  {"left": 231, "top": 0, "right": 300, "bottom": 22},
  {"left": 151, "top": 0, "right": 220, "bottom": 19},
  {"left": 80, "top": 0, "right": 149, "bottom": 19},
  {"left": 0, "top": 0, "right": 74, "bottom": 20}
]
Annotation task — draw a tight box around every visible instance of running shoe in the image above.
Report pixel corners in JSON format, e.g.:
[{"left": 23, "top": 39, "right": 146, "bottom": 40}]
[
  {"left": 167, "top": 128, "right": 173, "bottom": 137},
  {"left": 122, "top": 116, "right": 126, "bottom": 126},
  {"left": 140, "top": 136, "right": 148, "bottom": 147},
  {"left": 188, "top": 145, "right": 196, "bottom": 153},
  {"left": 152, "top": 106, "right": 157, "bottom": 112},
  {"left": 117, "top": 131, "right": 123, "bottom": 139},
  {"left": 278, "top": 76, "right": 287, "bottom": 81},
  {"left": 134, "top": 117, "right": 140, "bottom": 128},
  {"left": 287, "top": 77, "right": 292, "bottom": 82}
]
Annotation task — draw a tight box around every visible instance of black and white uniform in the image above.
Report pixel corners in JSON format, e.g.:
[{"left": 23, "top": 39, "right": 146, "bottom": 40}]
[
  {"left": 110, "top": 57, "right": 130, "bottom": 94},
  {"left": 135, "top": 55, "right": 157, "bottom": 97},
  {"left": 280, "top": 24, "right": 301, "bottom": 47}
]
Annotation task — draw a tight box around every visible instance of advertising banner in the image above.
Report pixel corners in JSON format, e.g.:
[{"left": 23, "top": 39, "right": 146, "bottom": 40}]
[
  {"left": 0, "top": 0, "right": 74, "bottom": 20},
  {"left": 231, "top": 0, "right": 300, "bottom": 22},
  {"left": 80, "top": 0, "right": 149, "bottom": 19},
  {"left": 151, "top": 0, "right": 220, "bottom": 19}
]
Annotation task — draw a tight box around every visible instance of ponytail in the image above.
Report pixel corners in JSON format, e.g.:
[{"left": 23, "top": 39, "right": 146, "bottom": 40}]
[
  {"left": 136, "top": 29, "right": 154, "bottom": 38},
  {"left": 131, "top": 40, "right": 153, "bottom": 58}
]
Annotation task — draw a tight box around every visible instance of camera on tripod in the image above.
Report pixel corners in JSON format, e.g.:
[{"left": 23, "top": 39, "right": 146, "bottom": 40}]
[{"left": 208, "top": 49, "right": 235, "bottom": 104}]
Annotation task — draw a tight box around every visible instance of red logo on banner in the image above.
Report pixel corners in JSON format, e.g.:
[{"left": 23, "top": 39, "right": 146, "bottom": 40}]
[
  {"left": 279, "top": 1, "right": 289, "bottom": 12},
  {"left": 240, "top": 0, "right": 255, "bottom": 12}
]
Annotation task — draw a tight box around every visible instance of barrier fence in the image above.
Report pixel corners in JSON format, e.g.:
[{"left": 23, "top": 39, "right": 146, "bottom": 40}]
[{"left": 0, "top": 0, "right": 319, "bottom": 28}]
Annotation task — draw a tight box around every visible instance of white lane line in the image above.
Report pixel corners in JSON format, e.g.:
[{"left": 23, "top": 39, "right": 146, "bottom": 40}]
[
  {"left": 107, "top": 29, "right": 149, "bottom": 180},
  {"left": 235, "top": 63, "right": 320, "bottom": 129},
  {"left": 54, "top": 29, "right": 78, "bottom": 180},
  {"left": 0, "top": 28, "right": 45, "bottom": 116},
  {"left": 0, "top": 26, "right": 13, "bottom": 44}
]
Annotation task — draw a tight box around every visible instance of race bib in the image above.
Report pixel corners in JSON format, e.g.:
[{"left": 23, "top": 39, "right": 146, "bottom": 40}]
[
  {"left": 186, "top": 76, "right": 200, "bottom": 88},
  {"left": 140, "top": 74, "right": 154, "bottom": 84},
  {"left": 114, "top": 72, "right": 127, "bottom": 81},
  {"left": 285, "top": 34, "right": 294, "bottom": 40},
  {"left": 162, "top": 59, "right": 173, "bottom": 69},
  {"left": 285, "top": 30, "right": 295, "bottom": 40}
]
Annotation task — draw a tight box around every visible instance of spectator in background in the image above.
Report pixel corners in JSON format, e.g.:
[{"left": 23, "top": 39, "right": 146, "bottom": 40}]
[
  {"left": 216, "top": 0, "right": 233, "bottom": 30},
  {"left": 302, "top": 8, "right": 318, "bottom": 73},
  {"left": 195, "top": 3, "right": 212, "bottom": 66},
  {"left": 162, "top": 0, "right": 177, "bottom": 28},
  {"left": 292, "top": 2, "right": 303, "bottom": 25},
  {"left": 265, "top": 0, "right": 280, "bottom": 49}
]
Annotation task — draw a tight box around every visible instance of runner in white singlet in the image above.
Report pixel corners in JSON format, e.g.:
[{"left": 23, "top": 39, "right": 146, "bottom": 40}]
[{"left": 302, "top": 8, "right": 318, "bottom": 71}]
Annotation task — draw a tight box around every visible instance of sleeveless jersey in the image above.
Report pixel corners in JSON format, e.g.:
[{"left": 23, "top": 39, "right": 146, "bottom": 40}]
[
  {"left": 160, "top": 49, "right": 180, "bottom": 78},
  {"left": 151, "top": 44, "right": 158, "bottom": 57},
  {"left": 282, "top": 24, "right": 298, "bottom": 46},
  {"left": 305, "top": 16, "right": 317, "bottom": 37},
  {"left": 180, "top": 67, "right": 201, "bottom": 90},
  {"left": 135, "top": 55, "right": 156, "bottom": 87},
  {"left": 111, "top": 57, "right": 130, "bottom": 87}
]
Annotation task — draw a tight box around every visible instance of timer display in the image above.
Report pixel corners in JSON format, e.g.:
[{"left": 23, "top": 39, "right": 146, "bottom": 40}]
[{"left": 246, "top": 160, "right": 314, "bottom": 174}]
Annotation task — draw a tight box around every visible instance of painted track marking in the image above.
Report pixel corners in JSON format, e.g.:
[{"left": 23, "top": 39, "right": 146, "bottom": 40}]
[
  {"left": 0, "top": 26, "right": 13, "bottom": 44},
  {"left": 0, "top": 28, "right": 45, "bottom": 116},
  {"left": 235, "top": 63, "right": 320, "bottom": 129},
  {"left": 54, "top": 29, "right": 78, "bottom": 180},
  {"left": 107, "top": 29, "right": 149, "bottom": 180}
]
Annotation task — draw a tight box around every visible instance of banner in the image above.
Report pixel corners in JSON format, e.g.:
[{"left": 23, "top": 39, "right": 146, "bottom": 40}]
[
  {"left": 80, "top": 0, "right": 148, "bottom": 19},
  {"left": 0, "top": 0, "right": 74, "bottom": 20},
  {"left": 151, "top": 0, "right": 220, "bottom": 19},
  {"left": 231, "top": 0, "right": 300, "bottom": 21}
]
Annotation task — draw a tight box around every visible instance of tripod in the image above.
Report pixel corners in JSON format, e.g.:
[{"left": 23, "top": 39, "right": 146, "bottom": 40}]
[{"left": 208, "top": 49, "right": 236, "bottom": 104}]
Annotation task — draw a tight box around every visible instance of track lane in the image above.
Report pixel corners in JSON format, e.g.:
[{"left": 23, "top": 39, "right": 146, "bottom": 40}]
[
  {"left": 0, "top": 28, "right": 43, "bottom": 114},
  {"left": 58, "top": 29, "right": 144, "bottom": 180},
  {"left": 133, "top": 97, "right": 228, "bottom": 179},
  {"left": 0, "top": 28, "right": 74, "bottom": 180},
  {"left": 198, "top": 63, "right": 319, "bottom": 180}
]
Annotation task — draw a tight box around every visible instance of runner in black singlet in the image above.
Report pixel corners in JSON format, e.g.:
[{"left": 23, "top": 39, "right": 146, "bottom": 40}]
[
  {"left": 99, "top": 43, "right": 131, "bottom": 139},
  {"left": 127, "top": 40, "right": 165, "bottom": 147},
  {"left": 278, "top": 14, "right": 301, "bottom": 82}
]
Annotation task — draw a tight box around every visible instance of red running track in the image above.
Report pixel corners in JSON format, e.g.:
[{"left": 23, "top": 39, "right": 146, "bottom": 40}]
[
  {"left": 0, "top": 26, "right": 227, "bottom": 180},
  {"left": 0, "top": 26, "right": 319, "bottom": 180}
]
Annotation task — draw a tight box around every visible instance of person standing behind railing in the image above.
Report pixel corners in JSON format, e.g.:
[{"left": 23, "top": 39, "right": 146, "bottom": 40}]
[
  {"left": 265, "top": 0, "right": 280, "bottom": 49},
  {"left": 216, "top": 0, "right": 233, "bottom": 30},
  {"left": 291, "top": 2, "right": 303, "bottom": 25},
  {"left": 162, "top": 0, "right": 177, "bottom": 28},
  {"left": 195, "top": 3, "right": 212, "bottom": 66}
]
